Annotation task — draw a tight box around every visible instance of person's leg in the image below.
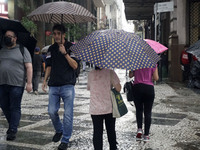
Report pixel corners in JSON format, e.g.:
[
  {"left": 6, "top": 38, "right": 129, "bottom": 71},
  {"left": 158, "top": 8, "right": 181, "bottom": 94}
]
[
  {"left": 0, "top": 85, "right": 10, "bottom": 124},
  {"left": 133, "top": 85, "right": 143, "bottom": 129},
  {"left": 8, "top": 85, "right": 24, "bottom": 133},
  {"left": 143, "top": 85, "right": 155, "bottom": 136},
  {"left": 48, "top": 86, "right": 63, "bottom": 133},
  {"left": 32, "top": 71, "right": 36, "bottom": 91},
  {"left": 60, "top": 85, "right": 75, "bottom": 144},
  {"left": 105, "top": 113, "right": 117, "bottom": 150},
  {"left": 91, "top": 115, "right": 104, "bottom": 150},
  {"left": 82, "top": 61, "right": 86, "bottom": 71},
  {"left": 34, "top": 73, "right": 41, "bottom": 92}
]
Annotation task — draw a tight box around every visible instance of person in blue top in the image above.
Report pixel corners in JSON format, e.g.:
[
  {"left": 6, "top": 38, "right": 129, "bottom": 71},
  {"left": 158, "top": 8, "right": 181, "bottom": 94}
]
[
  {"left": 129, "top": 65, "right": 159, "bottom": 142},
  {"left": 42, "top": 24, "right": 78, "bottom": 150}
]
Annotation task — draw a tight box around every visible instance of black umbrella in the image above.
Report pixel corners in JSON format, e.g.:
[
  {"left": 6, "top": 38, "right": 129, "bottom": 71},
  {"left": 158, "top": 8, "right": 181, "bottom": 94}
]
[
  {"left": 0, "top": 17, "right": 37, "bottom": 58},
  {"left": 186, "top": 40, "right": 200, "bottom": 61}
]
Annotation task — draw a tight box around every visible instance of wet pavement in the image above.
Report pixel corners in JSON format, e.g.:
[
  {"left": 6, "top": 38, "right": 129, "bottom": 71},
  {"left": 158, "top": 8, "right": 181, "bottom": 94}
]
[{"left": 0, "top": 68, "right": 200, "bottom": 150}]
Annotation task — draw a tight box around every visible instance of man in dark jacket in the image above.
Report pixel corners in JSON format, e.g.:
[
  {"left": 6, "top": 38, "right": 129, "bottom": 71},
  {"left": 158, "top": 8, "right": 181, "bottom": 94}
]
[{"left": 42, "top": 24, "right": 78, "bottom": 150}]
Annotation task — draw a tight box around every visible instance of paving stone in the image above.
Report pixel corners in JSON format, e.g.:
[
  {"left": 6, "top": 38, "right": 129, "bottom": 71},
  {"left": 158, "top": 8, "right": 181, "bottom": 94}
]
[{"left": 0, "top": 68, "right": 200, "bottom": 150}]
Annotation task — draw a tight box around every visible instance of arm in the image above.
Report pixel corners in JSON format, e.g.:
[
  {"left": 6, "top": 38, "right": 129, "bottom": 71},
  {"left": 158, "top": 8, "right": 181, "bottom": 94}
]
[
  {"left": 114, "top": 83, "right": 121, "bottom": 93},
  {"left": 111, "top": 70, "right": 121, "bottom": 92},
  {"left": 25, "top": 62, "right": 33, "bottom": 92},
  {"left": 129, "top": 71, "right": 135, "bottom": 78},
  {"left": 42, "top": 66, "right": 51, "bottom": 92},
  {"left": 59, "top": 44, "right": 78, "bottom": 70},
  {"left": 153, "top": 67, "right": 159, "bottom": 81},
  {"left": 64, "top": 54, "right": 78, "bottom": 70},
  {"left": 42, "top": 62, "right": 45, "bottom": 72}
]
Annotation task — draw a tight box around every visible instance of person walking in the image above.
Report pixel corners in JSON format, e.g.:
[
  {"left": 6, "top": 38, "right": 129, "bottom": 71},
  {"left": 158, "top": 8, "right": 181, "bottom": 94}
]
[
  {"left": 180, "top": 45, "right": 192, "bottom": 81},
  {"left": 42, "top": 24, "right": 78, "bottom": 150},
  {"left": 0, "top": 30, "right": 32, "bottom": 141},
  {"left": 129, "top": 65, "right": 159, "bottom": 142},
  {"left": 87, "top": 67, "right": 121, "bottom": 150},
  {"left": 32, "top": 47, "right": 45, "bottom": 95}
]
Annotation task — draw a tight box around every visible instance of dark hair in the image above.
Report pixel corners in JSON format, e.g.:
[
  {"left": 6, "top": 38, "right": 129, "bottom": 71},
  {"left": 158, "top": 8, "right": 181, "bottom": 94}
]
[
  {"left": 184, "top": 44, "right": 189, "bottom": 48},
  {"left": 95, "top": 66, "right": 101, "bottom": 70},
  {"left": 52, "top": 24, "right": 65, "bottom": 34},
  {"left": 4, "top": 29, "right": 17, "bottom": 37}
]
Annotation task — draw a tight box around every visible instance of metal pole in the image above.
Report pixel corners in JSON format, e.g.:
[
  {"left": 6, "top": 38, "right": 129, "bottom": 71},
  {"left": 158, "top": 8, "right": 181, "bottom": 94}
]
[{"left": 154, "top": 3, "right": 157, "bottom": 41}]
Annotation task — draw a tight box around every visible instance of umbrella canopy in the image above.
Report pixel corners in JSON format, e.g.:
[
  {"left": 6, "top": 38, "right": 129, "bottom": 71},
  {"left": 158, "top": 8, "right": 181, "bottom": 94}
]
[
  {"left": 186, "top": 40, "right": 200, "bottom": 61},
  {"left": 41, "top": 45, "right": 50, "bottom": 53},
  {"left": 144, "top": 39, "right": 168, "bottom": 54},
  {"left": 0, "top": 17, "right": 37, "bottom": 58},
  {"left": 27, "top": 1, "right": 96, "bottom": 24},
  {"left": 70, "top": 29, "right": 160, "bottom": 71}
]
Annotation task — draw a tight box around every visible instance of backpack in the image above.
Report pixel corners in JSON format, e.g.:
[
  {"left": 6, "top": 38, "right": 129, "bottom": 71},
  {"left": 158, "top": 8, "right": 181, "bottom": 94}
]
[
  {"left": 123, "top": 80, "right": 134, "bottom": 102},
  {"left": 75, "top": 59, "right": 81, "bottom": 78}
]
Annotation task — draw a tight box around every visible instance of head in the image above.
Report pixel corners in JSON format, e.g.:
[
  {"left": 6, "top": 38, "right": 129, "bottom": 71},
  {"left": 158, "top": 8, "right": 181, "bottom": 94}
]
[
  {"left": 184, "top": 44, "right": 189, "bottom": 50},
  {"left": 34, "top": 47, "right": 40, "bottom": 53},
  {"left": 4, "top": 30, "right": 17, "bottom": 48},
  {"left": 52, "top": 24, "right": 66, "bottom": 44}
]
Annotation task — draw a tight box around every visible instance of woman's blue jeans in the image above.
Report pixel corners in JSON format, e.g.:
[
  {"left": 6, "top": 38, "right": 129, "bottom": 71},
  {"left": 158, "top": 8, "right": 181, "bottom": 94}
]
[
  {"left": 0, "top": 84, "right": 24, "bottom": 133},
  {"left": 48, "top": 85, "right": 75, "bottom": 144}
]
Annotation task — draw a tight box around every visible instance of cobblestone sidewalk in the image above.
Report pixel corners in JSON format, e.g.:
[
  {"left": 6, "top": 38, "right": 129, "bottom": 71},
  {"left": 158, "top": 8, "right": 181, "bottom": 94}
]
[{"left": 0, "top": 69, "right": 200, "bottom": 150}]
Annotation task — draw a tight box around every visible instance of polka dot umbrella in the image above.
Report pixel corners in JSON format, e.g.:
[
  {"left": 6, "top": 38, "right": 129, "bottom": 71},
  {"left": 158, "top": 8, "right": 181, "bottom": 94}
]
[{"left": 70, "top": 29, "right": 160, "bottom": 71}]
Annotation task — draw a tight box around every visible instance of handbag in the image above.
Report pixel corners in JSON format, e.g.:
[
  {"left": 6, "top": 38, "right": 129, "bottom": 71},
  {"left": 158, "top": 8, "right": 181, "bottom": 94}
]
[
  {"left": 111, "top": 88, "right": 128, "bottom": 118},
  {"left": 123, "top": 80, "right": 135, "bottom": 101}
]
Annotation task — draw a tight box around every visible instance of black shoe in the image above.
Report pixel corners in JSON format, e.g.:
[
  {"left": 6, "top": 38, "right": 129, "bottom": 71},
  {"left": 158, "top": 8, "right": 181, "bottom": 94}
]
[
  {"left": 6, "top": 130, "right": 16, "bottom": 141},
  {"left": 52, "top": 132, "right": 62, "bottom": 142},
  {"left": 6, "top": 129, "right": 11, "bottom": 134},
  {"left": 58, "top": 142, "right": 68, "bottom": 150}
]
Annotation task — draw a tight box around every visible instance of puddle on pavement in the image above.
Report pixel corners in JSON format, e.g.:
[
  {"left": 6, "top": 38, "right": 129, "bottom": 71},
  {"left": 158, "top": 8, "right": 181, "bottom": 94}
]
[
  {"left": 152, "top": 112, "right": 187, "bottom": 119},
  {"left": 76, "top": 82, "right": 87, "bottom": 86},
  {"left": 74, "top": 103, "right": 84, "bottom": 107},
  {"left": 161, "top": 97, "right": 200, "bottom": 113},
  {"left": 0, "top": 145, "right": 40, "bottom": 150},
  {"left": 195, "top": 133, "right": 200, "bottom": 137},
  {"left": 13, "top": 131, "right": 51, "bottom": 145},
  {"left": 75, "top": 96, "right": 90, "bottom": 100},
  {"left": 152, "top": 118, "right": 179, "bottom": 126},
  {"left": 74, "top": 111, "right": 88, "bottom": 116},
  {"left": 21, "top": 114, "right": 49, "bottom": 121},
  {"left": 78, "top": 87, "right": 87, "bottom": 89},
  {"left": 22, "top": 105, "right": 47, "bottom": 109},
  {"left": 32, "top": 121, "right": 54, "bottom": 131},
  {"left": 175, "top": 141, "right": 200, "bottom": 150},
  {"left": 73, "top": 126, "right": 91, "bottom": 132},
  {"left": 0, "top": 119, "right": 34, "bottom": 128}
]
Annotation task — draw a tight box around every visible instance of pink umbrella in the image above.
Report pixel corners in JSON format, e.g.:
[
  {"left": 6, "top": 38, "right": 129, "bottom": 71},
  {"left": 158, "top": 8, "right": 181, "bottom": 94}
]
[{"left": 144, "top": 39, "right": 168, "bottom": 54}]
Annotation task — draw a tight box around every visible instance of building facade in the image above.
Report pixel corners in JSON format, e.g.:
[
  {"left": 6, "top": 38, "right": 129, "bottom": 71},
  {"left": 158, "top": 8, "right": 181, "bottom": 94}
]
[
  {"left": 5, "top": 0, "right": 96, "bottom": 49},
  {"left": 123, "top": 0, "right": 200, "bottom": 82}
]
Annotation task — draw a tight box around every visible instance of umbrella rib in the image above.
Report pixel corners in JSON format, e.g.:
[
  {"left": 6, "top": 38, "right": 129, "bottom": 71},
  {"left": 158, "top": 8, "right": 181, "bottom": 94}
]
[{"left": 50, "top": 14, "right": 53, "bottom": 23}]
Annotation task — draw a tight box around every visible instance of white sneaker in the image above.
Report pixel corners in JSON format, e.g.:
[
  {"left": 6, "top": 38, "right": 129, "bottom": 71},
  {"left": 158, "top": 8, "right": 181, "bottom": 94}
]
[
  {"left": 143, "top": 135, "right": 150, "bottom": 142},
  {"left": 136, "top": 129, "right": 143, "bottom": 141}
]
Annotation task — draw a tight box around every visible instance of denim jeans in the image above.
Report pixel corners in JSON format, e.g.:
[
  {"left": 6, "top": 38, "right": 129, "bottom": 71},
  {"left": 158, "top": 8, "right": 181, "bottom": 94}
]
[
  {"left": 48, "top": 85, "right": 75, "bottom": 144},
  {"left": 0, "top": 84, "right": 24, "bottom": 133}
]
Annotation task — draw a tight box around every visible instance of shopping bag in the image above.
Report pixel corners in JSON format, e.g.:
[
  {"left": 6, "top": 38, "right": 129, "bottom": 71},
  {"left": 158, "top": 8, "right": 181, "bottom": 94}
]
[{"left": 111, "top": 88, "right": 128, "bottom": 118}]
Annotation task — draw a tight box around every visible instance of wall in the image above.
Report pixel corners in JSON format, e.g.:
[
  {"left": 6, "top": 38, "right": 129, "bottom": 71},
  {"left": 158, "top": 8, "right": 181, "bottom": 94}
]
[{"left": 168, "top": 0, "right": 187, "bottom": 82}]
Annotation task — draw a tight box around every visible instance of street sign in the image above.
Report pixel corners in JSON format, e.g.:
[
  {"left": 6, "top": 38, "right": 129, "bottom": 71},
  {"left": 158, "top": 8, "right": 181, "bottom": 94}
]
[{"left": 156, "top": 1, "right": 174, "bottom": 13}]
